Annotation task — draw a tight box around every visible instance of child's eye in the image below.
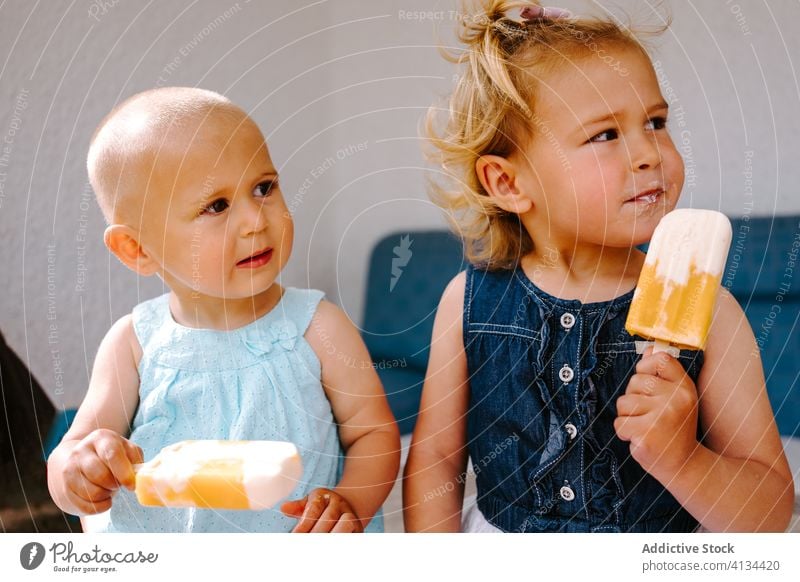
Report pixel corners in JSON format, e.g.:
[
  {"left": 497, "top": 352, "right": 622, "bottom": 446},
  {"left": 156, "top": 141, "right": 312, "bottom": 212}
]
[
  {"left": 203, "top": 199, "right": 229, "bottom": 215},
  {"left": 254, "top": 179, "right": 276, "bottom": 199},
  {"left": 646, "top": 116, "right": 668, "bottom": 131},
  {"left": 589, "top": 128, "right": 618, "bottom": 143}
]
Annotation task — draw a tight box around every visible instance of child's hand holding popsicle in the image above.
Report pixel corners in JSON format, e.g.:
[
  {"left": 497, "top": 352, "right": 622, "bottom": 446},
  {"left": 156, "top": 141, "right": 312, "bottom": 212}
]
[
  {"left": 136, "top": 439, "right": 363, "bottom": 532},
  {"left": 51, "top": 429, "right": 144, "bottom": 516},
  {"left": 616, "top": 209, "right": 731, "bottom": 479},
  {"left": 281, "top": 488, "right": 363, "bottom": 533},
  {"left": 134, "top": 440, "right": 303, "bottom": 512},
  {"left": 614, "top": 348, "right": 700, "bottom": 478},
  {"left": 612, "top": 209, "right": 791, "bottom": 531}
]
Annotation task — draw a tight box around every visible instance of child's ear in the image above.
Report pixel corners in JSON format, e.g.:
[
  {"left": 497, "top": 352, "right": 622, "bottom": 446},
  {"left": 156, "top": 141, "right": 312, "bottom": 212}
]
[
  {"left": 103, "top": 225, "right": 159, "bottom": 276},
  {"left": 475, "top": 155, "right": 533, "bottom": 214}
]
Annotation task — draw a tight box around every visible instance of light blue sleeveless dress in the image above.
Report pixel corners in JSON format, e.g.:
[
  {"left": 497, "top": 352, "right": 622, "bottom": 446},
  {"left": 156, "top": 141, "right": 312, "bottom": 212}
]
[{"left": 102, "top": 287, "right": 383, "bottom": 532}]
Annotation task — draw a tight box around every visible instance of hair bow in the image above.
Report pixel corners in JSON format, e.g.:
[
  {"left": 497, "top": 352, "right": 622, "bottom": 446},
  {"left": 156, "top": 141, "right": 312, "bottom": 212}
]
[{"left": 520, "top": 5, "right": 572, "bottom": 21}]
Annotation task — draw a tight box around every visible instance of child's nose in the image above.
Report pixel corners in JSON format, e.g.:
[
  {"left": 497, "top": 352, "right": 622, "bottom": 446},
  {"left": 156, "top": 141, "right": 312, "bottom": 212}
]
[
  {"left": 630, "top": 134, "right": 662, "bottom": 170},
  {"left": 238, "top": 197, "right": 268, "bottom": 237}
]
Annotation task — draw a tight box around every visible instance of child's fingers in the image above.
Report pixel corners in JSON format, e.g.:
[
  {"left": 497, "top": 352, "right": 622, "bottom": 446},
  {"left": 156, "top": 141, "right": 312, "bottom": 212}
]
[
  {"left": 62, "top": 459, "right": 110, "bottom": 506},
  {"left": 613, "top": 414, "right": 649, "bottom": 442},
  {"left": 310, "top": 496, "right": 343, "bottom": 533},
  {"left": 76, "top": 453, "right": 119, "bottom": 491},
  {"left": 69, "top": 474, "right": 114, "bottom": 504},
  {"left": 93, "top": 438, "right": 138, "bottom": 490},
  {"left": 625, "top": 373, "right": 665, "bottom": 396},
  {"left": 616, "top": 394, "right": 650, "bottom": 417},
  {"left": 330, "top": 513, "right": 361, "bottom": 533},
  {"left": 124, "top": 440, "right": 144, "bottom": 465},
  {"left": 65, "top": 474, "right": 114, "bottom": 514},
  {"left": 292, "top": 492, "right": 330, "bottom": 533},
  {"left": 280, "top": 497, "right": 307, "bottom": 518},
  {"left": 72, "top": 496, "right": 113, "bottom": 516},
  {"left": 613, "top": 415, "right": 630, "bottom": 441},
  {"left": 635, "top": 351, "right": 685, "bottom": 382},
  {"left": 69, "top": 487, "right": 113, "bottom": 514}
]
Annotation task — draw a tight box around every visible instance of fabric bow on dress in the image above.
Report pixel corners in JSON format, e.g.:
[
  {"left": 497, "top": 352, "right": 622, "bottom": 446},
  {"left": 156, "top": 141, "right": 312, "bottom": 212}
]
[{"left": 244, "top": 320, "right": 299, "bottom": 356}]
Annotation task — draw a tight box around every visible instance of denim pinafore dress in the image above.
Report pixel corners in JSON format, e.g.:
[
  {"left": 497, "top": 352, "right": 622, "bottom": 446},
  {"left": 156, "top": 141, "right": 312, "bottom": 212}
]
[{"left": 463, "top": 266, "right": 702, "bottom": 532}]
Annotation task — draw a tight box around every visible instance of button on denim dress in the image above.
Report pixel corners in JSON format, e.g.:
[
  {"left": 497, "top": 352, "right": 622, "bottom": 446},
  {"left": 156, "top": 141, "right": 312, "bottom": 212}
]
[
  {"left": 103, "top": 287, "right": 383, "bottom": 532},
  {"left": 463, "top": 266, "right": 702, "bottom": 532}
]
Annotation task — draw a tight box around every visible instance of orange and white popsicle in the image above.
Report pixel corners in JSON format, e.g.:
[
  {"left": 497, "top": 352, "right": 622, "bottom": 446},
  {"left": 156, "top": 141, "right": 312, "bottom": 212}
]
[
  {"left": 135, "top": 440, "right": 303, "bottom": 510},
  {"left": 625, "top": 209, "right": 732, "bottom": 352}
]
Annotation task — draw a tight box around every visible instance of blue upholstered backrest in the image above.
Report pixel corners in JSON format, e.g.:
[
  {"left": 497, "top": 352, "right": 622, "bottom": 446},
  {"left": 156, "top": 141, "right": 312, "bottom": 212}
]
[
  {"left": 361, "top": 231, "right": 465, "bottom": 433},
  {"left": 362, "top": 231, "right": 466, "bottom": 372}
]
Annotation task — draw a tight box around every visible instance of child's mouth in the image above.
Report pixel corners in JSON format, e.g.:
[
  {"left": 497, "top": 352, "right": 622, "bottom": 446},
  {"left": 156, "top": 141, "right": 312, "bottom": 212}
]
[
  {"left": 626, "top": 188, "right": 664, "bottom": 205},
  {"left": 236, "top": 247, "right": 273, "bottom": 268}
]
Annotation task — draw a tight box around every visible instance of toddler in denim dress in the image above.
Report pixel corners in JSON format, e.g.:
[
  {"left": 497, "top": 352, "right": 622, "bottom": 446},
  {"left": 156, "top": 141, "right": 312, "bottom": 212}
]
[
  {"left": 404, "top": 1, "right": 793, "bottom": 533},
  {"left": 48, "top": 88, "right": 400, "bottom": 532}
]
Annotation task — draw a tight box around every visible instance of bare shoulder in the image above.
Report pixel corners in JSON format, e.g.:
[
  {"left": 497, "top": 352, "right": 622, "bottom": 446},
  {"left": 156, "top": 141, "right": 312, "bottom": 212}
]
[
  {"left": 305, "top": 299, "right": 354, "bottom": 338},
  {"left": 304, "top": 299, "right": 363, "bottom": 363},
  {"left": 443, "top": 270, "right": 467, "bottom": 302},
  {"left": 425, "top": 271, "right": 469, "bottom": 376},
  {"left": 702, "top": 288, "right": 760, "bottom": 381},
  {"left": 701, "top": 287, "right": 761, "bottom": 385},
  {"left": 309, "top": 298, "right": 348, "bottom": 324},
  {"left": 708, "top": 287, "right": 751, "bottom": 341},
  {"left": 107, "top": 312, "right": 143, "bottom": 367},
  {"left": 437, "top": 271, "right": 467, "bottom": 324},
  {"left": 65, "top": 312, "right": 143, "bottom": 439}
]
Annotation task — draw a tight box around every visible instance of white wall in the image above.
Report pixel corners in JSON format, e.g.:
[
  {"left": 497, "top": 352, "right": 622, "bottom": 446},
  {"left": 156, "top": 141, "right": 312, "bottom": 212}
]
[{"left": 1, "top": 0, "right": 798, "bottom": 409}]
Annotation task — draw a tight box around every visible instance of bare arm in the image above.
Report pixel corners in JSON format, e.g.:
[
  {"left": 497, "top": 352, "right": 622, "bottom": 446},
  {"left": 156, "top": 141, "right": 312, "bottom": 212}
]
[
  {"left": 669, "top": 289, "right": 793, "bottom": 531},
  {"left": 289, "top": 300, "right": 400, "bottom": 531},
  {"left": 403, "top": 272, "right": 470, "bottom": 532},
  {"left": 617, "top": 289, "right": 794, "bottom": 531},
  {"left": 47, "top": 314, "right": 143, "bottom": 516}
]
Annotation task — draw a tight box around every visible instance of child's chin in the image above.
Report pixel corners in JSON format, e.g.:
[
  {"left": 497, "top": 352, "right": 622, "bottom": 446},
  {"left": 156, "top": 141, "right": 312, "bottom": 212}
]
[
  {"left": 603, "top": 229, "right": 656, "bottom": 249},
  {"left": 237, "top": 279, "right": 280, "bottom": 297}
]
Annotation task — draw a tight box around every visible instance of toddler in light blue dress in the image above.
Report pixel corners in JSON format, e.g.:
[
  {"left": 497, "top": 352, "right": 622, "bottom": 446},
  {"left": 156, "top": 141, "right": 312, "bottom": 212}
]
[{"left": 48, "top": 87, "right": 400, "bottom": 533}]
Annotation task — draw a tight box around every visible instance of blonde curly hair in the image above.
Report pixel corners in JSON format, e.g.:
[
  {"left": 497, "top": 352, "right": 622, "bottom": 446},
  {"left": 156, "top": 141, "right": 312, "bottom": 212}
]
[{"left": 427, "top": 1, "right": 659, "bottom": 269}]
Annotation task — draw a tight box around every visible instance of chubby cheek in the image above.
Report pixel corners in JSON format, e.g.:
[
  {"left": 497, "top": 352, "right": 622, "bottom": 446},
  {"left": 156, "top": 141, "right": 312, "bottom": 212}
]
[
  {"left": 570, "top": 176, "right": 612, "bottom": 224},
  {"left": 665, "top": 150, "right": 685, "bottom": 201},
  {"left": 655, "top": 132, "right": 683, "bottom": 185},
  {"left": 276, "top": 214, "right": 294, "bottom": 267},
  {"left": 199, "top": 243, "right": 228, "bottom": 283},
  {"left": 569, "top": 151, "right": 617, "bottom": 201}
]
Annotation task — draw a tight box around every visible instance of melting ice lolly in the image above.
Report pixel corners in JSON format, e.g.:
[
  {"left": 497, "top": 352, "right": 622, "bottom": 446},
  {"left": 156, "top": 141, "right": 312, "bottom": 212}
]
[
  {"left": 134, "top": 440, "right": 303, "bottom": 510},
  {"left": 625, "top": 209, "right": 732, "bottom": 352}
]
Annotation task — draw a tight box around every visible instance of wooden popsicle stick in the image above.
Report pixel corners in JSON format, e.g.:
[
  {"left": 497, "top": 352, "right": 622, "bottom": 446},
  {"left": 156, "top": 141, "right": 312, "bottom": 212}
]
[{"left": 652, "top": 339, "right": 671, "bottom": 354}]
